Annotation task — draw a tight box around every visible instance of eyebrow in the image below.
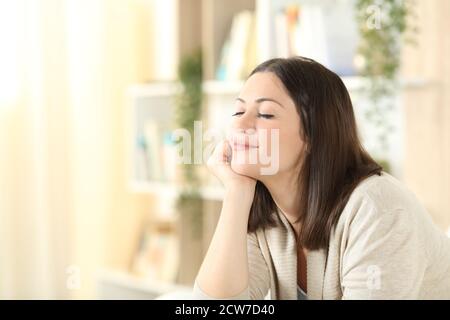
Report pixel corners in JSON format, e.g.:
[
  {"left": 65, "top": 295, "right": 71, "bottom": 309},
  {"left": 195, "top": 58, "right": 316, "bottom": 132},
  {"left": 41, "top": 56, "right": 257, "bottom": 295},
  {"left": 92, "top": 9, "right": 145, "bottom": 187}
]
[{"left": 235, "top": 97, "right": 284, "bottom": 108}]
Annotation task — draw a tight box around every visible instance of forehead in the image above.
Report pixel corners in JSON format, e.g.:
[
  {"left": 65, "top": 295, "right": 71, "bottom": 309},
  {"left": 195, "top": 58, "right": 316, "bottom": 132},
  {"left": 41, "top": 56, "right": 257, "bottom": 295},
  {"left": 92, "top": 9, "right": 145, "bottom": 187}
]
[{"left": 240, "top": 72, "right": 291, "bottom": 102}]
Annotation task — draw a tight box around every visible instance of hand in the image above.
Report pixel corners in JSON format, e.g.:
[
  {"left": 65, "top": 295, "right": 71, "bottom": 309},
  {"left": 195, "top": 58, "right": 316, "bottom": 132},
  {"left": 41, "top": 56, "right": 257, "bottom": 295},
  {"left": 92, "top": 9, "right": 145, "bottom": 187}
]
[{"left": 207, "top": 139, "right": 257, "bottom": 193}]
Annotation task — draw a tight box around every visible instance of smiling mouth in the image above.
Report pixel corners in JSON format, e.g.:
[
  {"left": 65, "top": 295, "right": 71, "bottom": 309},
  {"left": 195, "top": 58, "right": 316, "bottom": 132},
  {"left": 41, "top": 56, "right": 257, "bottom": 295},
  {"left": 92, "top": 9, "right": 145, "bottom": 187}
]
[{"left": 232, "top": 143, "right": 259, "bottom": 151}]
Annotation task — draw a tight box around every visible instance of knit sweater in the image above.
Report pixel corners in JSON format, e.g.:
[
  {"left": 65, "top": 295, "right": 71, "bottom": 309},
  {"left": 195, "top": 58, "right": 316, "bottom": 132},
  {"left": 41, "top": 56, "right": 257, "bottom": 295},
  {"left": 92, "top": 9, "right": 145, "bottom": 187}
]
[{"left": 192, "top": 172, "right": 450, "bottom": 299}]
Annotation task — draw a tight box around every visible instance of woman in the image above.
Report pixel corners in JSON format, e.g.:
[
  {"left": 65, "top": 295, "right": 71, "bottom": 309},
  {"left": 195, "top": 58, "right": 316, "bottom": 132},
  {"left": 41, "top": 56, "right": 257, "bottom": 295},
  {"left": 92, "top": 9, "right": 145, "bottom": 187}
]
[{"left": 193, "top": 57, "right": 450, "bottom": 299}]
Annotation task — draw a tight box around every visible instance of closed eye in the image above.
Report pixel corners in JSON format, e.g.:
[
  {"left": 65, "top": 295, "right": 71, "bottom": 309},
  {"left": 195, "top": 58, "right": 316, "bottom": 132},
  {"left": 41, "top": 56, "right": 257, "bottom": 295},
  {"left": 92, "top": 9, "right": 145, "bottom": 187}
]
[
  {"left": 232, "top": 111, "right": 274, "bottom": 119},
  {"left": 258, "top": 113, "right": 274, "bottom": 119}
]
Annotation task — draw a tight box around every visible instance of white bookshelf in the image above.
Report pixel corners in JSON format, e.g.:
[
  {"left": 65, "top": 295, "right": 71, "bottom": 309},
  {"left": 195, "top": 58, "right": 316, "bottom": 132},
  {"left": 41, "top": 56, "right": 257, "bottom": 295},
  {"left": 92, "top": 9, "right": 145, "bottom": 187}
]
[
  {"left": 130, "top": 180, "right": 224, "bottom": 200},
  {"left": 125, "top": 0, "right": 383, "bottom": 202},
  {"left": 125, "top": 81, "right": 228, "bottom": 201},
  {"left": 125, "top": 76, "right": 368, "bottom": 203},
  {"left": 125, "top": 76, "right": 429, "bottom": 200}
]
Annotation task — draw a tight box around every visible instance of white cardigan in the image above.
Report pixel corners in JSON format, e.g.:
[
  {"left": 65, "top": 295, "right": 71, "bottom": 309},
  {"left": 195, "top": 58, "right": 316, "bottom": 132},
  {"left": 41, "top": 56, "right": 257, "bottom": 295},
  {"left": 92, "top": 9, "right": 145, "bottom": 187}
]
[{"left": 193, "top": 172, "right": 450, "bottom": 299}]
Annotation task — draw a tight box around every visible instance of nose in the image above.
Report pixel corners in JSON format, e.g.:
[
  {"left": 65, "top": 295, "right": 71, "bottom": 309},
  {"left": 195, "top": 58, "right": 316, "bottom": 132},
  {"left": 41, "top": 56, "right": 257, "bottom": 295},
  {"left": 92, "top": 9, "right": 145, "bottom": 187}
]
[{"left": 231, "top": 110, "right": 255, "bottom": 133}]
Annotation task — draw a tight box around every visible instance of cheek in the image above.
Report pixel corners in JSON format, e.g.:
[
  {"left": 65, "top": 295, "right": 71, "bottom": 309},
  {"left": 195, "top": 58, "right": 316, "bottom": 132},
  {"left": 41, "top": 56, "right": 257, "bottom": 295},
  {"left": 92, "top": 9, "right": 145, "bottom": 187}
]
[
  {"left": 282, "top": 133, "right": 303, "bottom": 167},
  {"left": 267, "top": 128, "right": 303, "bottom": 170}
]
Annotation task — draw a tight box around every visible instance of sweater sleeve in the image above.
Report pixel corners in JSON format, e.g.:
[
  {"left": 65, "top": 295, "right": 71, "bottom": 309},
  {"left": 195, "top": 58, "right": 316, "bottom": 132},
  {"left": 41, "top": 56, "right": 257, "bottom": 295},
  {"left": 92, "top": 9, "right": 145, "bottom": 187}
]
[
  {"left": 192, "top": 231, "right": 271, "bottom": 300},
  {"left": 341, "top": 194, "right": 426, "bottom": 299}
]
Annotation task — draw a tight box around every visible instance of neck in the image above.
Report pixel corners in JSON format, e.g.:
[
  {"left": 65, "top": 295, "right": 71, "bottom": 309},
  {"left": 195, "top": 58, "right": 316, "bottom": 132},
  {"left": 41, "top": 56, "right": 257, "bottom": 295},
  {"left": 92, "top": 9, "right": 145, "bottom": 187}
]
[{"left": 259, "top": 167, "right": 302, "bottom": 234}]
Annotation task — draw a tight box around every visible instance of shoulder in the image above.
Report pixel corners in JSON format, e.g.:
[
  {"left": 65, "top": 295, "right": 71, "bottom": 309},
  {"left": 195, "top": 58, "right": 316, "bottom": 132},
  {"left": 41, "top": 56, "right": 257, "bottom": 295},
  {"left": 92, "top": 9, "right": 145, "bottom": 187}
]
[
  {"left": 336, "top": 172, "right": 428, "bottom": 234},
  {"left": 346, "top": 171, "right": 423, "bottom": 213},
  {"left": 350, "top": 172, "right": 415, "bottom": 206}
]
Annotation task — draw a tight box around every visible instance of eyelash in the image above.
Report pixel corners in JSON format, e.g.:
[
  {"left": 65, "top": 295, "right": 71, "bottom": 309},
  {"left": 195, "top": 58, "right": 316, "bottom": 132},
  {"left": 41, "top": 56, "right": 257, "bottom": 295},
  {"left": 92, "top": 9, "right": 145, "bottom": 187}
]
[{"left": 232, "top": 111, "right": 274, "bottom": 119}]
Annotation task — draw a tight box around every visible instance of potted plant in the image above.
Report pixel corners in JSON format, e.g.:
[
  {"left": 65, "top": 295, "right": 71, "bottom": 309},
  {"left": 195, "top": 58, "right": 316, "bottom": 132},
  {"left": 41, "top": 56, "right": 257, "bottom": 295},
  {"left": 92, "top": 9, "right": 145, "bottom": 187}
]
[{"left": 354, "top": 0, "right": 417, "bottom": 173}]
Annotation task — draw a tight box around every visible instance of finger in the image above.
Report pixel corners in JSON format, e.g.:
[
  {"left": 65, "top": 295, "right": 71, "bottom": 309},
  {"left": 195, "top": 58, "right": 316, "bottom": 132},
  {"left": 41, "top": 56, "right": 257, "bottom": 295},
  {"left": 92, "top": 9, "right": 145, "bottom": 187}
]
[
  {"left": 208, "top": 140, "right": 228, "bottom": 166},
  {"left": 223, "top": 139, "right": 232, "bottom": 163}
]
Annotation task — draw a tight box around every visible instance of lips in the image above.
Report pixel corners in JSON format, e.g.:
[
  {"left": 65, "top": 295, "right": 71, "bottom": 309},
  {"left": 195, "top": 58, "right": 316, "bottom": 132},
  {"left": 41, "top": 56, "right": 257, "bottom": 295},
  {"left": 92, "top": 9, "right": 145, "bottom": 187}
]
[
  {"left": 228, "top": 132, "right": 259, "bottom": 151},
  {"left": 232, "top": 142, "right": 258, "bottom": 151},
  {"left": 230, "top": 137, "right": 259, "bottom": 150}
]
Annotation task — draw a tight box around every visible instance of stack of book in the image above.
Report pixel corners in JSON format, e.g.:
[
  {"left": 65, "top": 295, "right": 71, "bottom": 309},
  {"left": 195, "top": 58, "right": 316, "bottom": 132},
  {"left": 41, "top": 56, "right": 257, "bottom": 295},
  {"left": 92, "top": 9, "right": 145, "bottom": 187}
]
[
  {"left": 272, "top": 2, "right": 358, "bottom": 76},
  {"left": 216, "top": 2, "right": 358, "bottom": 79},
  {"left": 135, "top": 119, "right": 178, "bottom": 183}
]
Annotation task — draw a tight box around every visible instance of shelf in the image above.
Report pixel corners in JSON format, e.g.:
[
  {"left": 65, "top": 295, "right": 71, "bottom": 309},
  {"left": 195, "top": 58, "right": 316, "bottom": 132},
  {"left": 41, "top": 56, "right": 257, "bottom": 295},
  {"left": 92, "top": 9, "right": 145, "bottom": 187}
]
[
  {"left": 127, "top": 80, "right": 242, "bottom": 98},
  {"left": 96, "top": 268, "right": 192, "bottom": 300},
  {"left": 126, "top": 76, "right": 429, "bottom": 201},
  {"left": 129, "top": 181, "right": 225, "bottom": 201},
  {"left": 342, "top": 76, "right": 432, "bottom": 92},
  {"left": 127, "top": 82, "right": 182, "bottom": 98},
  {"left": 201, "top": 78, "right": 370, "bottom": 94},
  {"left": 202, "top": 80, "right": 245, "bottom": 95},
  {"left": 128, "top": 77, "right": 430, "bottom": 99}
]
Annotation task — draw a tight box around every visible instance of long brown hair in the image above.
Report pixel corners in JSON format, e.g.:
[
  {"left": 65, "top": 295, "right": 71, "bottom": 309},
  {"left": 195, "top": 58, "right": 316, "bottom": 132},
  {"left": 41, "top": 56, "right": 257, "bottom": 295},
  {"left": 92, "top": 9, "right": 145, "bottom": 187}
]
[{"left": 247, "top": 56, "right": 382, "bottom": 250}]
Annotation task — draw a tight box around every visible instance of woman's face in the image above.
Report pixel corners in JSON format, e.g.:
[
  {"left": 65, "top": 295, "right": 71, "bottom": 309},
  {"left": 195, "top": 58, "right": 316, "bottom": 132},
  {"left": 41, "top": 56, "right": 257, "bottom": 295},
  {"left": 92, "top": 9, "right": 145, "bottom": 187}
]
[{"left": 228, "top": 71, "right": 305, "bottom": 179}]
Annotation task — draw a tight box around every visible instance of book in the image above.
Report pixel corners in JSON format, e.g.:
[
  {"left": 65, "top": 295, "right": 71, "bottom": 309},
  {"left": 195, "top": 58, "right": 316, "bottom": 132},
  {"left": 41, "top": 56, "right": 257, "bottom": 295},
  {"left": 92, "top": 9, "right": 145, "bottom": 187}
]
[
  {"left": 135, "top": 134, "right": 150, "bottom": 181},
  {"left": 286, "top": 4, "right": 300, "bottom": 57},
  {"left": 216, "top": 10, "right": 255, "bottom": 81},
  {"left": 143, "top": 120, "right": 163, "bottom": 181},
  {"left": 295, "top": 3, "right": 329, "bottom": 68},
  {"left": 243, "top": 11, "right": 258, "bottom": 78},
  {"left": 162, "top": 132, "right": 178, "bottom": 183},
  {"left": 274, "top": 9, "right": 289, "bottom": 58}
]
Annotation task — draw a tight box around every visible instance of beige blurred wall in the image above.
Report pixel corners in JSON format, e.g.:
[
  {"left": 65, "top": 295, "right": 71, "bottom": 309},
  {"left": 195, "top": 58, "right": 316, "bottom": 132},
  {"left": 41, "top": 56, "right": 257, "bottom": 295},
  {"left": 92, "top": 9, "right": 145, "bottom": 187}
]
[
  {"left": 0, "top": 0, "right": 157, "bottom": 299},
  {"left": 66, "top": 0, "right": 158, "bottom": 299},
  {"left": 402, "top": 0, "right": 450, "bottom": 231}
]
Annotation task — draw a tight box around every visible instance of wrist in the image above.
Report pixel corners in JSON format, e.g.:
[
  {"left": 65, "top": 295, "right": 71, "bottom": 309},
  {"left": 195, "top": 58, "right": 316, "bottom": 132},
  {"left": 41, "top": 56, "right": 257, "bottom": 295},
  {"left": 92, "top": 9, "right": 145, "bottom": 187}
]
[{"left": 224, "top": 184, "right": 255, "bottom": 203}]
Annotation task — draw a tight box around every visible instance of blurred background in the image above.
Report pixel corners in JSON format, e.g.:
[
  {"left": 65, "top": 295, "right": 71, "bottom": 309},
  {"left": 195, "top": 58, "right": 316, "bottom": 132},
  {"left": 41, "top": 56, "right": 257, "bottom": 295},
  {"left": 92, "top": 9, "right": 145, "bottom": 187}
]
[{"left": 0, "top": 0, "right": 449, "bottom": 299}]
